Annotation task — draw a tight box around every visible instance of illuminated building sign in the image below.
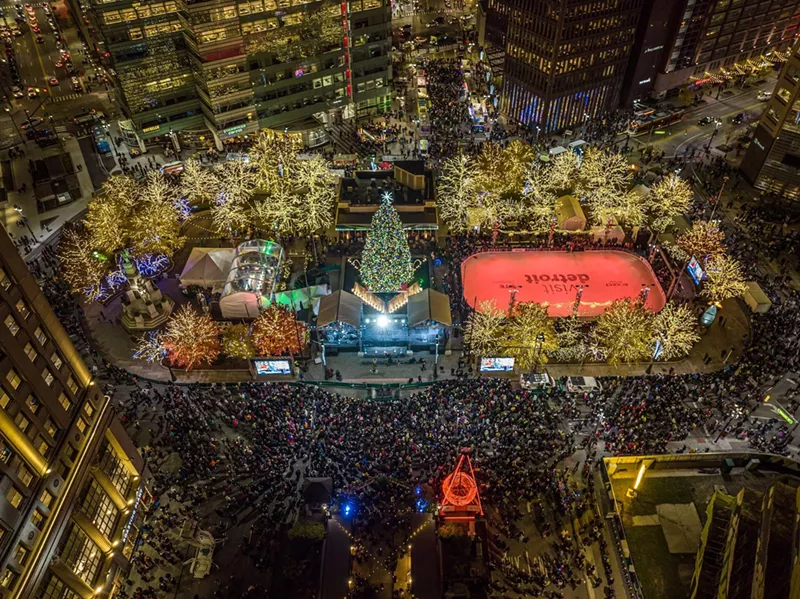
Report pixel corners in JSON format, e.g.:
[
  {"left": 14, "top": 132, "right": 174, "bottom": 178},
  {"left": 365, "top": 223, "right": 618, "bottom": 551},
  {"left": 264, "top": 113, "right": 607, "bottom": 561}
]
[
  {"left": 223, "top": 124, "right": 246, "bottom": 136},
  {"left": 142, "top": 125, "right": 160, "bottom": 133},
  {"left": 639, "top": 78, "right": 651, "bottom": 85},
  {"left": 644, "top": 45, "right": 664, "bottom": 53}
]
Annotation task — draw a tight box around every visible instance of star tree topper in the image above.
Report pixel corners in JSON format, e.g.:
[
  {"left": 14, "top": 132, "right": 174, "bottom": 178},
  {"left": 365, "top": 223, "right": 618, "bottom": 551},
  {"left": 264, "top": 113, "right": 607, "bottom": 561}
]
[{"left": 358, "top": 191, "right": 415, "bottom": 292}]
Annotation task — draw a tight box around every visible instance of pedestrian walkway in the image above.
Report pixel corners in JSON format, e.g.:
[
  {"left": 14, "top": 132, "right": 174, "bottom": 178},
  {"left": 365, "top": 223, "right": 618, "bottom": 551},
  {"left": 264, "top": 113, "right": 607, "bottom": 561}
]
[{"left": 50, "top": 92, "right": 83, "bottom": 103}]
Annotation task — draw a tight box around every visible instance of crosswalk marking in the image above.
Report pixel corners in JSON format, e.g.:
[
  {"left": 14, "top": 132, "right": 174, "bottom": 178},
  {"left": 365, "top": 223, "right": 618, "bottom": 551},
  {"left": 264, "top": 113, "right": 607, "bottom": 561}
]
[{"left": 49, "top": 93, "right": 82, "bottom": 103}]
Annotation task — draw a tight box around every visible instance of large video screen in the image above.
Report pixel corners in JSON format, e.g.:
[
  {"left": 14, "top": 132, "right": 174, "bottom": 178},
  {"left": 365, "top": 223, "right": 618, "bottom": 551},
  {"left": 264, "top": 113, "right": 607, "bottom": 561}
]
[
  {"left": 253, "top": 359, "right": 292, "bottom": 375},
  {"left": 686, "top": 256, "right": 705, "bottom": 286},
  {"left": 479, "top": 357, "right": 515, "bottom": 372}
]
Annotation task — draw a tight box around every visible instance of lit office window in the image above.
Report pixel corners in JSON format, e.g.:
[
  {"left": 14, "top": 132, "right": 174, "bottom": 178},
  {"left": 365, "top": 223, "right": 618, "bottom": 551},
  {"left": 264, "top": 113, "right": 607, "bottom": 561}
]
[
  {"left": 0, "top": 267, "right": 11, "bottom": 291},
  {"left": 6, "top": 369, "right": 21, "bottom": 390},
  {"left": 5, "top": 486, "right": 23, "bottom": 509},
  {"left": 34, "top": 327, "right": 46, "bottom": 346},
  {"left": 4, "top": 315, "right": 19, "bottom": 336},
  {"left": 24, "top": 343, "right": 36, "bottom": 362},
  {"left": 14, "top": 300, "right": 29, "bottom": 320},
  {"left": 58, "top": 524, "right": 103, "bottom": 585}
]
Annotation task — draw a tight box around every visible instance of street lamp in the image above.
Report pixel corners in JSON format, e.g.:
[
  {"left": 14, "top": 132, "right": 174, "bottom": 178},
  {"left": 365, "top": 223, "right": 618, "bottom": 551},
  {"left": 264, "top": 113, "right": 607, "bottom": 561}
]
[
  {"left": 13, "top": 205, "right": 37, "bottom": 240},
  {"left": 705, "top": 119, "right": 722, "bottom": 154}
]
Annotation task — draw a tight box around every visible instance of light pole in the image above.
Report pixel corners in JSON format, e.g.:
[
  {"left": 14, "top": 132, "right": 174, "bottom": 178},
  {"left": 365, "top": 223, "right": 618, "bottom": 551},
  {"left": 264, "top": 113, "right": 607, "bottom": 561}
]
[
  {"left": 13, "top": 205, "right": 37, "bottom": 240},
  {"left": 709, "top": 175, "right": 729, "bottom": 221},
  {"left": 705, "top": 119, "right": 722, "bottom": 154},
  {"left": 573, "top": 284, "right": 587, "bottom": 316},
  {"left": 508, "top": 287, "right": 519, "bottom": 316}
]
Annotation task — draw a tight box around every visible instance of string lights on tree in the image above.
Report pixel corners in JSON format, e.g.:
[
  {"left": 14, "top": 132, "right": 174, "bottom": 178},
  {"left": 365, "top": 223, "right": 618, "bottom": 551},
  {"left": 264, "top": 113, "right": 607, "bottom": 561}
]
[
  {"left": 180, "top": 158, "right": 220, "bottom": 207},
  {"left": 132, "top": 330, "right": 167, "bottom": 363},
  {"left": 221, "top": 324, "right": 256, "bottom": 360},
  {"left": 58, "top": 225, "right": 111, "bottom": 301},
  {"left": 702, "top": 254, "right": 748, "bottom": 302},
  {"left": 646, "top": 173, "right": 693, "bottom": 233},
  {"left": 359, "top": 192, "right": 415, "bottom": 292},
  {"left": 505, "top": 302, "right": 558, "bottom": 370},
  {"left": 252, "top": 304, "right": 308, "bottom": 356},
  {"left": 675, "top": 220, "right": 726, "bottom": 262},
  {"left": 437, "top": 153, "right": 476, "bottom": 234},
  {"left": 463, "top": 300, "right": 505, "bottom": 358},
  {"left": 162, "top": 305, "right": 221, "bottom": 370},
  {"left": 592, "top": 298, "right": 653, "bottom": 367},
  {"left": 651, "top": 302, "right": 700, "bottom": 361}
]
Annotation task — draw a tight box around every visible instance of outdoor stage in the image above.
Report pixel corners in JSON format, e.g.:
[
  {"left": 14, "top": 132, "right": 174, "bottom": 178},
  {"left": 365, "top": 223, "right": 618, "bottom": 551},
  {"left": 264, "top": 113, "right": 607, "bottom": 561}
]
[{"left": 462, "top": 250, "right": 666, "bottom": 318}]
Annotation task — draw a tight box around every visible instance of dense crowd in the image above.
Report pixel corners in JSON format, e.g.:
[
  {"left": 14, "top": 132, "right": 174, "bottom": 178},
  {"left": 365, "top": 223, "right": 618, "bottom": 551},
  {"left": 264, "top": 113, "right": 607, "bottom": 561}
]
[{"left": 423, "top": 58, "right": 471, "bottom": 161}]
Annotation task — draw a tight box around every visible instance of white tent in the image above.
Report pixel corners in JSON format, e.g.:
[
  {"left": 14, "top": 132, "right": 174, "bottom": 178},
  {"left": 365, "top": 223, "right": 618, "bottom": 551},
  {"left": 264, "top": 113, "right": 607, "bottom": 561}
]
[{"left": 179, "top": 249, "right": 235, "bottom": 288}]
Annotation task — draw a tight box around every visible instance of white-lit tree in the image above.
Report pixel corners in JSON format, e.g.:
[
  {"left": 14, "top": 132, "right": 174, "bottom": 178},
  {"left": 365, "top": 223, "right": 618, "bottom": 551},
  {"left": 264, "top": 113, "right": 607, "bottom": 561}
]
[
  {"left": 592, "top": 298, "right": 654, "bottom": 367},
  {"left": 504, "top": 302, "right": 559, "bottom": 369},
  {"left": 675, "top": 220, "right": 726, "bottom": 262},
  {"left": 702, "top": 254, "right": 748, "bottom": 302},
  {"left": 464, "top": 300, "right": 506, "bottom": 358},
  {"left": 651, "top": 302, "right": 700, "bottom": 360},
  {"left": 646, "top": 173, "right": 693, "bottom": 233},
  {"left": 180, "top": 158, "right": 219, "bottom": 207},
  {"left": 437, "top": 153, "right": 476, "bottom": 233}
]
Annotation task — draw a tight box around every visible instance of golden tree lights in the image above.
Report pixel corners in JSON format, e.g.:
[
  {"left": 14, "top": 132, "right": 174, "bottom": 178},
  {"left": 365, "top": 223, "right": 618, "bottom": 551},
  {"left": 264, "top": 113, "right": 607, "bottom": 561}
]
[
  {"left": 180, "top": 158, "right": 220, "bottom": 206},
  {"left": 221, "top": 324, "right": 257, "bottom": 360},
  {"left": 463, "top": 300, "right": 505, "bottom": 358},
  {"left": 252, "top": 304, "right": 308, "bottom": 356},
  {"left": 646, "top": 173, "right": 693, "bottom": 233},
  {"left": 592, "top": 298, "right": 653, "bottom": 367},
  {"left": 57, "top": 225, "right": 110, "bottom": 300},
  {"left": 162, "top": 305, "right": 221, "bottom": 370},
  {"left": 437, "top": 153, "right": 476, "bottom": 233},
  {"left": 505, "top": 302, "right": 559, "bottom": 370},
  {"left": 702, "top": 254, "right": 748, "bottom": 302},
  {"left": 651, "top": 303, "right": 700, "bottom": 361},
  {"left": 675, "top": 220, "right": 726, "bottom": 262}
]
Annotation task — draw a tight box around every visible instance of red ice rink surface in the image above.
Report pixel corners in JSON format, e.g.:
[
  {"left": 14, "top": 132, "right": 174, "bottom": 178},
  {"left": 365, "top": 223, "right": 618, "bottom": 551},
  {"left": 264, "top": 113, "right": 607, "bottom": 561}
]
[{"left": 462, "top": 250, "right": 666, "bottom": 318}]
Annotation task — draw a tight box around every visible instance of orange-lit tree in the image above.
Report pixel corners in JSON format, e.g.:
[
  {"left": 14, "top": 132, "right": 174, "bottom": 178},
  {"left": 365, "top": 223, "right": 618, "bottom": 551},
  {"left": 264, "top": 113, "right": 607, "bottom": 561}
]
[
  {"left": 252, "top": 304, "right": 308, "bottom": 356},
  {"left": 162, "top": 305, "right": 221, "bottom": 370}
]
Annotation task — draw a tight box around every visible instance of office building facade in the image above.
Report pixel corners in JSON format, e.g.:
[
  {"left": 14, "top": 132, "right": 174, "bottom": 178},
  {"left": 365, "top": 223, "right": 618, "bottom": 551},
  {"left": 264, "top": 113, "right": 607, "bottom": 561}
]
[
  {"left": 485, "top": 0, "right": 643, "bottom": 132},
  {"left": 625, "top": 0, "right": 800, "bottom": 104},
  {"left": 740, "top": 41, "right": 800, "bottom": 199},
  {"left": 0, "top": 228, "right": 151, "bottom": 599},
  {"left": 86, "top": 0, "right": 392, "bottom": 150}
]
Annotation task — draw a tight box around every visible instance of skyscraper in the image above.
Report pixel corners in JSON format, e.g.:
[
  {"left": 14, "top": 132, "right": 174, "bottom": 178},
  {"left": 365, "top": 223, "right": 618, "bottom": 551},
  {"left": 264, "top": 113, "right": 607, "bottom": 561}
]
[
  {"left": 85, "top": 0, "right": 393, "bottom": 151},
  {"left": 740, "top": 41, "right": 800, "bottom": 199},
  {"left": 623, "top": 0, "right": 800, "bottom": 104},
  {"left": 485, "top": 0, "right": 643, "bottom": 132},
  {"left": 0, "top": 228, "right": 151, "bottom": 599}
]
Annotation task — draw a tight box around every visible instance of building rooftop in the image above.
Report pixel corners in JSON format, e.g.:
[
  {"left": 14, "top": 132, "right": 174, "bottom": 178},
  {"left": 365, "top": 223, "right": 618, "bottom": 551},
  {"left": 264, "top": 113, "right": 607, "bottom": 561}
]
[{"left": 604, "top": 453, "right": 800, "bottom": 599}]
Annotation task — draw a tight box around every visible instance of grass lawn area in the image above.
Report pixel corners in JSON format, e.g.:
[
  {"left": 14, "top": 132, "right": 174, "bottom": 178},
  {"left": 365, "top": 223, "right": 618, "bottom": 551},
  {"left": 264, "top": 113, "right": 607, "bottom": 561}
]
[
  {"left": 612, "top": 475, "right": 720, "bottom": 524},
  {"left": 626, "top": 526, "right": 694, "bottom": 599}
]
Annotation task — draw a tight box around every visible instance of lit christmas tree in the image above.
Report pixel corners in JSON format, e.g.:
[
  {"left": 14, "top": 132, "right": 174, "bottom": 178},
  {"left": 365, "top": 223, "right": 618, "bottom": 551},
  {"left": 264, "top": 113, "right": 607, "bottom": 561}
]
[{"left": 360, "top": 192, "right": 415, "bottom": 292}]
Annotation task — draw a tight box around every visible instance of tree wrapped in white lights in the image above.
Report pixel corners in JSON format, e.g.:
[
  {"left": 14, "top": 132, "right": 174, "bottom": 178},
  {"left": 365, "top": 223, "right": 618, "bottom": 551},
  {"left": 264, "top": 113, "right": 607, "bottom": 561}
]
[
  {"left": 675, "top": 220, "right": 726, "bottom": 262},
  {"left": 464, "top": 300, "right": 506, "bottom": 358},
  {"left": 546, "top": 151, "right": 580, "bottom": 194},
  {"left": 592, "top": 298, "right": 653, "bottom": 367},
  {"left": 251, "top": 133, "right": 336, "bottom": 234},
  {"left": 702, "top": 254, "right": 748, "bottom": 302},
  {"left": 550, "top": 316, "right": 590, "bottom": 362},
  {"left": 58, "top": 225, "right": 111, "bottom": 300},
  {"left": 576, "top": 148, "right": 644, "bottom": 226},
  {"left": 211, "top": 159, "right": 257, "bottom": 235},
  {"left": 646, "top": 173, "right": 693, "bottom": 233},
  {"left": 437, "top": 153, "right": 476, "bottom": 233},
  {"left": 180, "top": 158, "right": 219, "bottom": 207},
  {"left": 505, "top": 302, "right": 558, "bottom": 369},
  {"left": 651, "top": 302, "right": 699, "bottom": 361},
  {"left": 62, "top": 173, "right": 184, "bottom": 300},
  {"left": 521, "top": 165, "right": 559, "bottom": 231}
]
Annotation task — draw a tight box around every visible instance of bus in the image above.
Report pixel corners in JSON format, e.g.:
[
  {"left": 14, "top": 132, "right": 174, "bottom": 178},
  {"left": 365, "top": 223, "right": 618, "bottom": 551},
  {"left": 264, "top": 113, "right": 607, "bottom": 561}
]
[{"left": 626, "top": 108, "right": 685, "bottom": 137}]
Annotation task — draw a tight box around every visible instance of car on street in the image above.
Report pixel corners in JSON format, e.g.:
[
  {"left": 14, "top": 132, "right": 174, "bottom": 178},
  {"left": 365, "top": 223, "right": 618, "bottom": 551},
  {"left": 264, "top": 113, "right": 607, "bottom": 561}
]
[
  {"left": 27, "top": 87, "right": 39, "bottom": 99},
  {"left": 698, "top": 116, "right": 714, "bottom": 126},
  {"left": 30, "top": 25, "right": 39, "bottom": 33},
  {"left": 71, "top": 76, "right": 81, "bottom": 91},
  {"left": 35, "top": 35, "right": 43, "bottom": 42},
  {"left": 21, "top": 117, "right": 43, "bottom": 130},
  {"left": 55, "top": 60, "right": 63, "bottom": 68},
  {"left": 758, "top": 91, "right": 772, "bottom": 101},
  {"left": 11, "top": 86, "right": 23, "bottom": 98},
  {"left": 48, "top": 77, "right": 58, "bottom": 85},
  {"left": 732, "top": 113, "right": 745, "bottom": 125}
]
